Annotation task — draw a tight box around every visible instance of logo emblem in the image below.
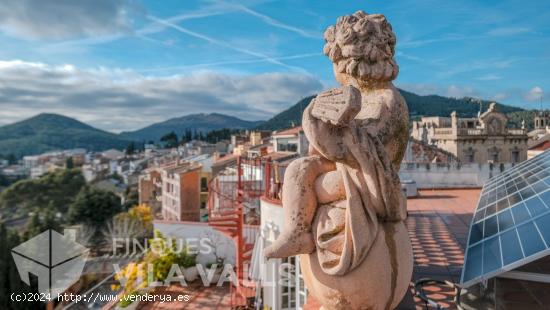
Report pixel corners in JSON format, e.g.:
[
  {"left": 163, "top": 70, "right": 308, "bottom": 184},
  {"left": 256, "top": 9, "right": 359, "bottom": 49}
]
[{"left": 11, "top": 229, "right": 88, "bottom": 298}]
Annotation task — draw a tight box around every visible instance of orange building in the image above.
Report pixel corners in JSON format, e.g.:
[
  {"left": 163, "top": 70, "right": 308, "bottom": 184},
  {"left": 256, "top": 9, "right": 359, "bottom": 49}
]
[
  {"left": 138, "top": 168, "right": 162, "bottom": 214},
  {"left": 160, "top": 163, "right": 202, "bottom": 221}
]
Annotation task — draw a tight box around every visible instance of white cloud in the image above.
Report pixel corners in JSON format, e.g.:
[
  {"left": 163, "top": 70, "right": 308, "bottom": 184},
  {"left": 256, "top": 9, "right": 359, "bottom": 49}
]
[
  {"left": 232, "top": 3, "right": 320, "bottom": 39},
  {"left": 524, "top": 86, "right": 543, "bottom": 102},
  {"left": 0, "top": 60, "right": 323, "bottom": 132},
  {"left": 492, "top": 92, "right": 509, "bottom": 101},
  {"left": 397, "top": 83, "right": 440, "bottom": 96},
  {"left": 0, "top": 0, "right": 131, "bottom": 40},
  {"left": 475, "top": 74, "right": 502, "bottom": 81},
  {"left": 487, "top": 27, "right": 530, "bottom": 37},
  {"left": 146, "top": 15, "right": 307, "bottom": 73},
  {"left": 446, "top": 85, "right": 478, "bottom": 98}
]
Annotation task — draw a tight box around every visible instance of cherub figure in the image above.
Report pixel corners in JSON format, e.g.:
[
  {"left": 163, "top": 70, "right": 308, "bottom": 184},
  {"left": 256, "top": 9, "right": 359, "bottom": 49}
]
[{"left": 264, "top": 11, "right": 412, "bottom": 309}]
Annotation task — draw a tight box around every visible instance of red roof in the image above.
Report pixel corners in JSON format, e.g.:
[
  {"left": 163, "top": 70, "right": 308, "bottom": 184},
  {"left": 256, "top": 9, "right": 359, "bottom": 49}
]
[
  {"left": 272, "top": 126, "right": 302, "bottom": 136},
  {"left": 529, "top": 133, "right": 550, "bottom": 151},
  {"left": 530, "top": 140, "right": 550, "bottom": 151}
]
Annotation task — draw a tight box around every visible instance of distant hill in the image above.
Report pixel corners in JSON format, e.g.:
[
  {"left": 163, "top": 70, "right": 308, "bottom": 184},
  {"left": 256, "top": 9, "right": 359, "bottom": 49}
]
[
  {"left": 0, "top": 91, "right": 529, "bottom": 157},
  {"left": 121, "top": 113, "right": 264, "bottom": 142},
  {"left": 0, "top": 113, "right": 135, "bottom": 157},
  {"left": 255, "top": 96, "right": 315, "bottom": 131},
  {"left": 257, "top": 90, "right": 525, "bottom": 130},
  {"left": 399, "top": 89, "right": 524, "bottom": 118}
]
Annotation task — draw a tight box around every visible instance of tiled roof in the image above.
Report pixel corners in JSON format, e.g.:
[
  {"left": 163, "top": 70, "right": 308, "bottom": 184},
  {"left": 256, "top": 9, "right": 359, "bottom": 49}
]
[
  {"left": 272, "top": 126, "right": 302, "bottom": 136},
  {"left": 529, "top": 140, "right": 550, "bottom": 151},
  {"left": 212, "top": 154, "right": 238, "bottom": 166},
  {"left": 529, "top": 138, "right": 550, "bottom": 151}
]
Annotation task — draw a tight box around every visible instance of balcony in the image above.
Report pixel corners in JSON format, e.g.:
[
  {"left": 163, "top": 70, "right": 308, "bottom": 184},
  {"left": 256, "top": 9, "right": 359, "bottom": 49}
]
[
  {"left": 507, "top": 128, "right": 527, "bottom": 135},
  {"left": 458, "top": 128, "right": 483, "bottom": 135},
  {"left": 433, "top": 128, "right": 454, "bottom": 135}
]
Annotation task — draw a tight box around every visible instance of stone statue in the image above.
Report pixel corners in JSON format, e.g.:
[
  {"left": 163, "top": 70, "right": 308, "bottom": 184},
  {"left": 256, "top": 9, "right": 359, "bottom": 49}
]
[{"left": 264, "top": 11, "right": 413, "bottom": 309}]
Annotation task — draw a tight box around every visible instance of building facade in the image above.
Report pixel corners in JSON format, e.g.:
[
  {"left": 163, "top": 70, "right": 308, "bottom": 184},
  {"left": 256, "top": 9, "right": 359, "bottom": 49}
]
[
  {"left": 534, "top": 110, "right": 549, "bottom": 130},
  {"left": 411, "top": 103, "right": 529, "bottom": 164},
  {"left": 529, "top": 110, "right": 550, "bottom": 141},
  {"left": 138, "top": 168, "right": 163, "bottom": 213},
  {"left": 161, "top": 163, "right": 201, "bottom": 221},
  {"left": 271, "top": 127, "right": 309, "bottom": 157},
  {"left": 259, "top": 197, "right": 308, "bottom": 310}
]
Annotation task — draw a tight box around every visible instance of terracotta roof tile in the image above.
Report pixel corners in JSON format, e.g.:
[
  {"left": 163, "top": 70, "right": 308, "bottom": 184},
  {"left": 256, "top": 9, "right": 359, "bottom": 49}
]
[{"left": 272, "top": 126, "right": 303, "bottom": 136}]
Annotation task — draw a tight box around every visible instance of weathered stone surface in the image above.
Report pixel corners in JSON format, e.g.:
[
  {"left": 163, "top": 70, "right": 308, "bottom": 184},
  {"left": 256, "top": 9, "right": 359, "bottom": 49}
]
[
  {"left": 311, "top": 85, "right": 361, "bottom": 126},
  {"left": 264, "top": 10, "right": 413, "bottom": 309}
]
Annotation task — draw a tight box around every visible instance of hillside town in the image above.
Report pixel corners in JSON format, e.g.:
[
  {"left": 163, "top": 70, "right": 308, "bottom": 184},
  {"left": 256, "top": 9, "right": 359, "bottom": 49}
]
[
  {"left": 2, "top": 105, "right": 549, "bottom": 197},
  {"left": 2, "top": 1, "right": 550, "bottom": 310},
  {"left": 1, "top": 103, "right": 549, "bottom": 309}
]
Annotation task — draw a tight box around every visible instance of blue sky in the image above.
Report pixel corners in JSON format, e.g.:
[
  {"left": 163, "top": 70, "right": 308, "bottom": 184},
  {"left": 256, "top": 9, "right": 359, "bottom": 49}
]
[{"left": 0, "top": 0, "right": 548, "bottom": 132}]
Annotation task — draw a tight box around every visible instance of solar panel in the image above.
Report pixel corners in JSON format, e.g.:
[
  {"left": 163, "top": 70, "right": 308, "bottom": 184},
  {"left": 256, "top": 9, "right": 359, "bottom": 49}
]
[{"left": 460, "top": 149, "right": 550, "bottom": 287}]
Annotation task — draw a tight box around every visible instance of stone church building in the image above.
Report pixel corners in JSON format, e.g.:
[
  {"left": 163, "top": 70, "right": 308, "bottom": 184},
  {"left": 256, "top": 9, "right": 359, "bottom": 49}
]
[{"left": 411, "top": 103, "right": 529, "bottom": 164}]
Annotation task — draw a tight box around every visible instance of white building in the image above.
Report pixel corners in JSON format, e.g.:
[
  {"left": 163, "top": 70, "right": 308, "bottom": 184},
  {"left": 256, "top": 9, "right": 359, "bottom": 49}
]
[
  {"left": 271, "top": 127, "right": 309, "bottom": 157},
  {"left": 258, "top": 196, "right": 308, "bottom": 310},
  {"left": 101, "top": 149, "right": 125, "bottom": 161}
]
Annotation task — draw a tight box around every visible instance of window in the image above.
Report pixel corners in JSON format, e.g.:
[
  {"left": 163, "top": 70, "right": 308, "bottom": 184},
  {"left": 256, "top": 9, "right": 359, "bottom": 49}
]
[
  {"left": 489, "top": 150, "right": 499, "bottom": 163},
  {"left": 295, "top": 256, "right": 308, "bottom": 308},
  {"left": 279, "top": 256, "right": 307, "bottom": 309},
  {"left": 276, "top": 138, "right": 298, "bottom": 152},
  {"left": 465, "top": 148, "right": 475, "bottom": 163},
  {"left": 281, "top": 257, "right": 297, "bottom": 309},
  {"left": 511, "top": 150, "right": 520, "bottom": 163}
]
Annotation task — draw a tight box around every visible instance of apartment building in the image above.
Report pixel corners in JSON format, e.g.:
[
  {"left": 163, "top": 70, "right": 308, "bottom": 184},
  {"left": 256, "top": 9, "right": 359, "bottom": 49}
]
[{"left": 160, "top": 162, "right": 202, "bottom": 221}]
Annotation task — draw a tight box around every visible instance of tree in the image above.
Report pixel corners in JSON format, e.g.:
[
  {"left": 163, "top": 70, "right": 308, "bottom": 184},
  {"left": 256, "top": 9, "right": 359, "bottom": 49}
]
[
  {"left": 160, "top": 131, "right": 178, "bottom": 148},
  {"left": 182, "top": 129, "right": 193, "bottom": 143},
  {"left": 122, "top": 187, "right": 139, "bottom": 210},
  {"left": 0, "top": 225, "right": 43, "bottom": 310},
  {"left": 109, "top": 172, "right": 124, "bottom": 183},
  {"left": 24, "top": 212, "right": 42, "bottom": 240},
  {"left": 204, "top": 128, "right": 242, "bottom": 143},
  {"left": 0, "top": 173, "right": 8, "bottom": 187},
  {"left": 65, "top": 157, "right": 74, "bottom": 169},
  {"left": 126, "top": 141, "right": 136, "bottom": 155},
  {"left": 23, "top": 202, "right": 61, "bottom": 240},
  {"left": 69, "top": 186, "right": 123, "bottom": 228},
  {"left": 0, "top": 169, "right": 85, "bottom": 220},
  {"left": 0, "top": 224, "right": 9, "bottom": 308},
  {"left": 6, "top": 154, "right": 16, "bottom": 165}
]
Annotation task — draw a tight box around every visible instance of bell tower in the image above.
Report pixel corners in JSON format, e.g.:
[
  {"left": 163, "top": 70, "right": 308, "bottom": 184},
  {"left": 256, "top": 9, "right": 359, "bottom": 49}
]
[{"left": 534, "top": 110, "right": 549, "bottom": 130}]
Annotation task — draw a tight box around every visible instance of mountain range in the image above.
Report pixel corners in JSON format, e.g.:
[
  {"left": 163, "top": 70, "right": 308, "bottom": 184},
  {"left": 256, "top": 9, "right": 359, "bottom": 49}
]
[
  {"left": 0, "top": 114, "right": 135, "bottom": 158},
  {"left": 120, "top": 113, "right": 264, "bottom": 142},
  {"left": 0, "top": 89, "right": 530, "bottom": 157},
  {"left": 256, "top": 89, "right": 525, "bottom": 130}
]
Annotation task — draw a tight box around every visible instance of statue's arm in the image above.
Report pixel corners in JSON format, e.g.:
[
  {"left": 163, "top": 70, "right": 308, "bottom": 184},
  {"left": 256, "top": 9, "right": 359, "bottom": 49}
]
[{"left": 303, "top": 101, "right": 357, "bottom": 165}]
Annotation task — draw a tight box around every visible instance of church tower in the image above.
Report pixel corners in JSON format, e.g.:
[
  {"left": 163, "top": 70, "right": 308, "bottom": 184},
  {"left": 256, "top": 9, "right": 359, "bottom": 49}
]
[{"left": 534, "top": 110, "right": 549, "bottom": 130}]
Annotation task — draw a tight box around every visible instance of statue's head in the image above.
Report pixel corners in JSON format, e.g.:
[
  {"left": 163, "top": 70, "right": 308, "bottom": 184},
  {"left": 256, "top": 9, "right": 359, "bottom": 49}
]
[{"left": 323, "top": 11, "right": 398, "bottom": 86}]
